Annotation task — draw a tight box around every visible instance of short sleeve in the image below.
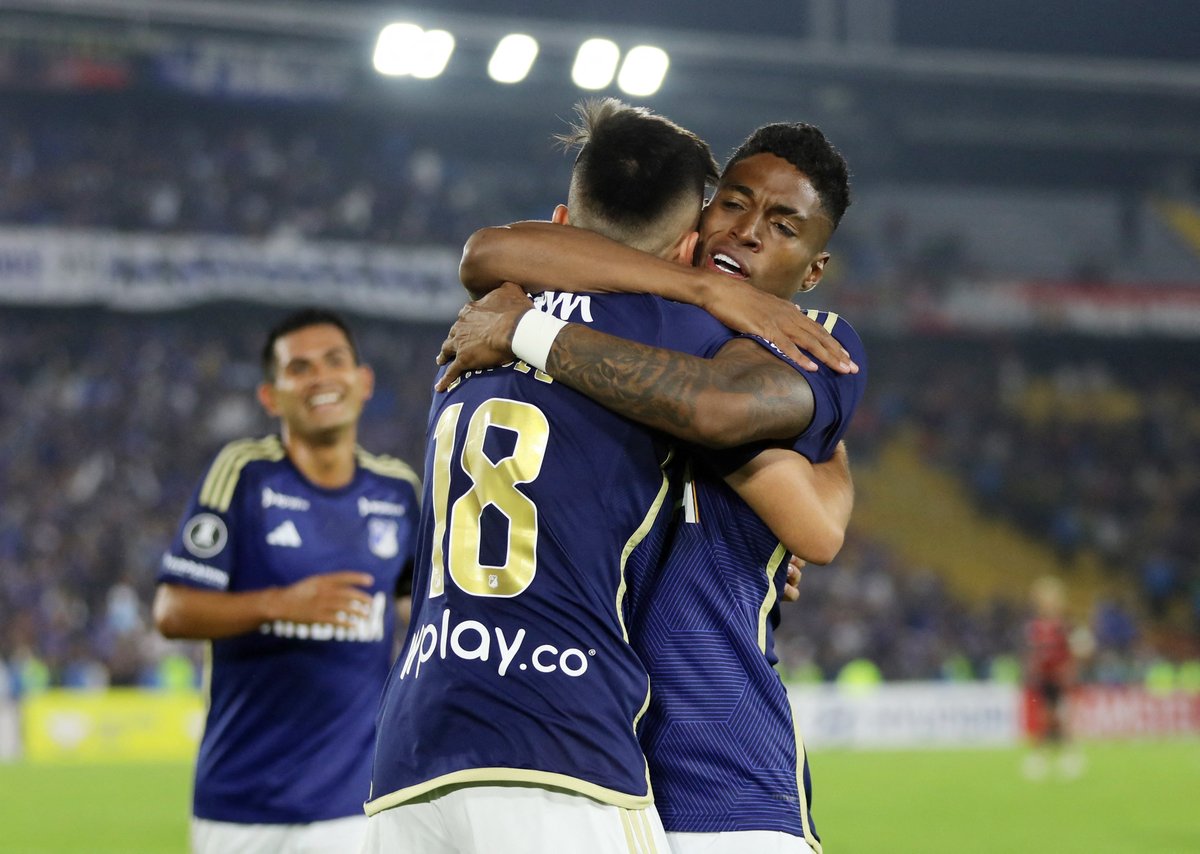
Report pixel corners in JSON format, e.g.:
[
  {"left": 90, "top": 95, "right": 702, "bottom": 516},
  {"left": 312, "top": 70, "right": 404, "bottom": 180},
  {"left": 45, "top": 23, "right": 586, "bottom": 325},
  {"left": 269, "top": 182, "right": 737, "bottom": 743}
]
[
  {"left": 158, "top": 466, "right": 240, "bottom": 591},
  {"left": 701, "top": 311, "right": 868, "bottom": 473}
]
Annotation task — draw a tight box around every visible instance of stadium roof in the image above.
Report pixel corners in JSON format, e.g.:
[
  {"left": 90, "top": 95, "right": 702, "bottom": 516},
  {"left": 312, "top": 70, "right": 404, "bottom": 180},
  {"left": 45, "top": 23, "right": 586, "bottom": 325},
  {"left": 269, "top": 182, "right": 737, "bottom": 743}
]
[{"left": 3, "top": 0, "right": 1199, "bottom": 192}]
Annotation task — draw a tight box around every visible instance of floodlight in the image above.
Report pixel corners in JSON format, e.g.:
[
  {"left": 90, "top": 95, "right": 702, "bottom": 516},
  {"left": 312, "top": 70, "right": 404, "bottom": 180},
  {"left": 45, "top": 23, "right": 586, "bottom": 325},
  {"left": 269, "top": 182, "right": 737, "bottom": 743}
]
[
  {"left": 489, "top": 34, "right": 539, "bottom": 84},
  {"left": 618, "top": 45, "right": 669, "bottom": 97},
  {"left": 572, "top": 38, "right": 620, "bottom": 90},
  {"left": 374, "top": 24, "right": 455, "bottom": 79},
  {"left": 410, "top": 29, "right": 455, "bottom": 79},
  {"left": 373, "top": 23, "right": 425, "bottom": 76}
]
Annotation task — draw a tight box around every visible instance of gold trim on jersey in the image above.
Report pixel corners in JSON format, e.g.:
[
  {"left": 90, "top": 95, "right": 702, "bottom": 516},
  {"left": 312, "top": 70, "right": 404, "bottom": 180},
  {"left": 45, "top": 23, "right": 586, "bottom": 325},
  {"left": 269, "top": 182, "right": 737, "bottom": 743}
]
[
  {"left": 356, "top": 447, "right": 422, "bottom": 497},
  {"left": 612, "top": 447, "right": 674, "bottom": 802},
  {"left": 620, "top": 807, "right": 661, "bottom": 853},
  {"left": 793, "top": 723, "right": 823, "bottom": 854},
  {"left": 614, "top": 448, "right": 674, "bottom": 644},
  {"left": 200, "top": 641, "right": 213, "bottom": 713},
  {"left": 757, "top": 543, "right": 787, "bottom": 653},
  {"left": 363, "top": 767, "right": 655, "bottom": 817},
  {"left": 198, "top": 436, "right": 285, "bottom": 512},
  {"left": 802, "top": 309, "right": 840, "bottom": 334}
]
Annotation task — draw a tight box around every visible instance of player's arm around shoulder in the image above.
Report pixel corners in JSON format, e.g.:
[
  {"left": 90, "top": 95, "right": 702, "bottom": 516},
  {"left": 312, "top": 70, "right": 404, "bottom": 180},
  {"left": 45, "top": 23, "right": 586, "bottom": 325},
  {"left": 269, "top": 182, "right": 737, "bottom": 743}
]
[
  {"left": 459, "top": 220, "right": 699, "bottom": 301},
  {"left": 694, "top": 336, "right": 819, "bottom": 446}
]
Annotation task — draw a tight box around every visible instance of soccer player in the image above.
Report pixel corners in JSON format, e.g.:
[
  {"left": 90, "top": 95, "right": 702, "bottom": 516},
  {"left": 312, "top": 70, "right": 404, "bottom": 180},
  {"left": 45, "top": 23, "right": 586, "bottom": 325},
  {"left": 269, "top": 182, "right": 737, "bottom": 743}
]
[
  {"left": 152, "top": 308, "right": 419, "bottom": 854},
  {"left": 441, "top": 121, "right": 864, "bottom": 854},
  {"left": 1023, "top": 575, "right": 1085, "bottom": 779},
  {"left": 364, "top": 101, "right": 854, "bottom": 854}
]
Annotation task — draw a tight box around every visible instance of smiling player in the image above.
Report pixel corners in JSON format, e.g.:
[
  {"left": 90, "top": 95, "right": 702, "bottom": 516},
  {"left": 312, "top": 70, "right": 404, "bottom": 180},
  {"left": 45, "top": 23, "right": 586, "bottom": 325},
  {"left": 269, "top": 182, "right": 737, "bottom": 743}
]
[{"left": 153, "top": 308, "right": 419, "bottom": 854}]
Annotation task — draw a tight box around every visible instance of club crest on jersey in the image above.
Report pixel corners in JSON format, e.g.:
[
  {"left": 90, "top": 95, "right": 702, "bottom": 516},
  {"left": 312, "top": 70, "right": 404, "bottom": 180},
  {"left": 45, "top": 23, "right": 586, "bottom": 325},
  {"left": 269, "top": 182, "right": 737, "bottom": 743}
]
[
  {"left": 369, "top": 518, "right": 399, "bottom": 559},
  {"left": 183, "top": 513, "right": 228, "bottom": 559}
]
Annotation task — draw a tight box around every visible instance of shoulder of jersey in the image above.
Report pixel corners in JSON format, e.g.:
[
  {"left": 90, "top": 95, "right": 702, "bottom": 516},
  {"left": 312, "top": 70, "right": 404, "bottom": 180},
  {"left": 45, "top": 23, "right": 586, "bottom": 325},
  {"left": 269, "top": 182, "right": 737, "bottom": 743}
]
[
  {"left": 798, "top": 309, "right": 865, "bottom": 359},
  {"left": 198, "top": 435, "right": 286, "bottom": 513},
  {"left": 356, "top": 447, "right": 422, "bottom": 495},
  {"left": 796, "top": 308, "right": 847, "bottom": 336}
]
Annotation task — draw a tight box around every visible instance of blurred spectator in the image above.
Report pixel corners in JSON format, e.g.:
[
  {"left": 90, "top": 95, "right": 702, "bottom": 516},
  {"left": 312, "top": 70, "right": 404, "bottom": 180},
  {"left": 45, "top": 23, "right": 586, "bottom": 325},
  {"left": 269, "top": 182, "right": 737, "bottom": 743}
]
[
  {"left": 2, "top": 91, "right": 1197, "bottom": 684},
  {"left": 0, "top": 99, "right": 567, "bottom": 247}
]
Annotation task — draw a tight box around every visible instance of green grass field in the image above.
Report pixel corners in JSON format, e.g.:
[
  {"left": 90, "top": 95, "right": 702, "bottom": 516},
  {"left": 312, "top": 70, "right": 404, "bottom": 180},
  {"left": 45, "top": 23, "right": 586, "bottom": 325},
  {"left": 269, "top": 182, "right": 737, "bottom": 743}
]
[{"left": 1, "top": 741, "right": 1197, "bottom": 853}]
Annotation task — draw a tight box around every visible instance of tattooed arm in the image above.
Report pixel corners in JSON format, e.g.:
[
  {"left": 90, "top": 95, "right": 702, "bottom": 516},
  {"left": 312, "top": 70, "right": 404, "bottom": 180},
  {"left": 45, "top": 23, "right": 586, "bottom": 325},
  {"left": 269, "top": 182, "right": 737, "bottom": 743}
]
[
  {"left": 437, "top": 283, "right": 814, "bottom": 448},
  {"left": 548, "top": 329, "right": 811, "bottom": 447}
]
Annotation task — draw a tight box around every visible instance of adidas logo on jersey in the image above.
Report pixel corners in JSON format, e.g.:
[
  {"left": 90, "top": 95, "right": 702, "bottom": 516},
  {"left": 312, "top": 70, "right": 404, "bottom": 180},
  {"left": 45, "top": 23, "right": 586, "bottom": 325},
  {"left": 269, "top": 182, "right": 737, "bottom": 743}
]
[{"left": 266, "top": 519, "right": 302, "bottom": 547}]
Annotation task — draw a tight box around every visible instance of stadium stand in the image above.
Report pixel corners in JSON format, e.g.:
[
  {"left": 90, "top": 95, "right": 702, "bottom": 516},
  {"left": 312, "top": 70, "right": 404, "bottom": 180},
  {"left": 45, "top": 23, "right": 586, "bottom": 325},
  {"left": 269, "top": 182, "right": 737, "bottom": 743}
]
[{"left": 0, "top": 70, "right": 1197, "bottom": 695}]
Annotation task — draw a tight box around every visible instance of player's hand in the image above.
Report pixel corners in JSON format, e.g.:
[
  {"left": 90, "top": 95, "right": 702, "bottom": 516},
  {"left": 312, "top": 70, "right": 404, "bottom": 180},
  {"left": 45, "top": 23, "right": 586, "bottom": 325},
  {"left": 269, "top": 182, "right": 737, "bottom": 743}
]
[
  {"left": 436, "top": 282, "right": 532, "bottom": 391},
  {"left": 698, "top": 278, "right": 857, "bottom": 374},
  {"left": 782, "top": 557, "right": 805, "bottom": 603},
  {"left": 276, "top": 571, "right": 375, "bottom": 626}
]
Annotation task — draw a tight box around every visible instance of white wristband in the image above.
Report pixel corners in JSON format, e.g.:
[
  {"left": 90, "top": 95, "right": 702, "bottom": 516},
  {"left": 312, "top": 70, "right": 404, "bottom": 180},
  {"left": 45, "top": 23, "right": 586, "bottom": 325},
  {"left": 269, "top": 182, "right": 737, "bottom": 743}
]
[{"left": 511, "top": 309, "right": 568, "bottom": 372}]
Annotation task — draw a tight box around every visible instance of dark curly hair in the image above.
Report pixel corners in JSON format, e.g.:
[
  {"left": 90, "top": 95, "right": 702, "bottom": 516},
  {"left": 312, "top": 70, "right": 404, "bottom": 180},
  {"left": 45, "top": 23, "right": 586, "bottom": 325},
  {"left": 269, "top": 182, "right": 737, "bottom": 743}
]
[{"left": 725, "top": 123, "right": 851, "bottom": 228}]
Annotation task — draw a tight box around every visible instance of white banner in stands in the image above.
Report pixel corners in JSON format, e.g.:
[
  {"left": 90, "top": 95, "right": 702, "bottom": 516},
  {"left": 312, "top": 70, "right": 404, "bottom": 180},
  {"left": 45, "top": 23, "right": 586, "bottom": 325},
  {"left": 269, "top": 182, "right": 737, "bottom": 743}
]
[
  {"left": 788, "top": 683, "right": 1021, "bottom": 749},
  {"left": 936, "top": 281, "right": 1200, "bottom": 337},
  {"left": 0, "top": 226, "right": 465, "bottom": 320},
  {"left": 1068, "top": 687, "right": 1200, "bottom": 738}
]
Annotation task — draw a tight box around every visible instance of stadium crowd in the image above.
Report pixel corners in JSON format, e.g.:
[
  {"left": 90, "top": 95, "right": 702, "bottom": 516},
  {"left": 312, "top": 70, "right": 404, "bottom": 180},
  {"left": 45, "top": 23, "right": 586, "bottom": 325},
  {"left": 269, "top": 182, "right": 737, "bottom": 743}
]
[
  {"left": 870, "top": 336, "right": 1200, "bottom": 639},
  {"left": 0, "top": 95, "right": 1195, "bottom": 697},
  {"left": 1, "top": 307, "right": 1191, "bottom": 695},
  {"left": 0, "top": 98, "right": 558, "bottom": 247}
]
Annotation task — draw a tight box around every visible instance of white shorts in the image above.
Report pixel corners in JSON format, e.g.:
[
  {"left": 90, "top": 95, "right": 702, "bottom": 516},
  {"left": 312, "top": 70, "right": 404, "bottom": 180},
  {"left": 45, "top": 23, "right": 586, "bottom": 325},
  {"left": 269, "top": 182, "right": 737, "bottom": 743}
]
[
  {"left": 191, "top": 814, "right": 367, "bottom": 854},
  {"left": 667, "top": 830, "right": 819, "bottom": 854},
  {"left": 362, "top": 784, "right": 668, "bottom": 854}
]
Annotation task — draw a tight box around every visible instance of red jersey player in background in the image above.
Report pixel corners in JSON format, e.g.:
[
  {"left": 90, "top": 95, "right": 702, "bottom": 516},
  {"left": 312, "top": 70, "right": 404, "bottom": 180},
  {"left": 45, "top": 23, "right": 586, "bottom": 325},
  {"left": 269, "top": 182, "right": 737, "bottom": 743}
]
[{"left": 1023, "top": 575, "right": 1087, "bottom": 780}]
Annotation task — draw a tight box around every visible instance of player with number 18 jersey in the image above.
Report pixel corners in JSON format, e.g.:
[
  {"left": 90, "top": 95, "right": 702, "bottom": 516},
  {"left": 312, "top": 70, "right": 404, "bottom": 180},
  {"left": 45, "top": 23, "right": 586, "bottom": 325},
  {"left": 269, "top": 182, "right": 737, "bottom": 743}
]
[{"left": 368, "top": 291, "right": 741, "bottom": 815}]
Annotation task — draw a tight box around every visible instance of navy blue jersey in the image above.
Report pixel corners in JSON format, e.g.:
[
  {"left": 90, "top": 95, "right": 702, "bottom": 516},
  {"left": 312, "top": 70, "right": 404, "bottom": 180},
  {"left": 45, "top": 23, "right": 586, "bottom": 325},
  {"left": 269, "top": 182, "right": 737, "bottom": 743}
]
[
  {"left": 629, "top": 310, "right": 867, "bottom": 848},
  {"left": 157, "top": 435, "right": 419, "bottom": 824},
  {"left": 367, "top": 292, "right": 736, "bottom": 815}
]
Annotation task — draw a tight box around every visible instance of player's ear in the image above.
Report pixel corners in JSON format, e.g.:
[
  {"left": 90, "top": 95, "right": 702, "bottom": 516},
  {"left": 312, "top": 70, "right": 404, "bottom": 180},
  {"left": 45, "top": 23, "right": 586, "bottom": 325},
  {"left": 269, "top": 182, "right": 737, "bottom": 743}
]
[
  {"left": 551, "top": 204, "right": 570, "bottom": 226},
  {"left": 358, "top": 364, "right": 375, "bottom": 403},
  {"left": 672, "top": 231, "right": 700, "bottom": 266},
  {"left": 798, "top": 252, "right": 829, "bottom": 293},
  {"left": 257, "top": 382, "right": 279, "bottom": 417}
]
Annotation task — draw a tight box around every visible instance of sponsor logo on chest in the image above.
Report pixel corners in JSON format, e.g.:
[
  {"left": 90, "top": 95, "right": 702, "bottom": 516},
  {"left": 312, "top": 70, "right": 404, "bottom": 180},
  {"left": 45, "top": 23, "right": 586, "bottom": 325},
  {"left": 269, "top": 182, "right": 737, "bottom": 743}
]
[
  {"left": 262, "top": 487, "right": 311, "bottom": 511},
  {"left": 400, "top": 608, "right": 595, "bottom": 681},
  {"left": 358, "top": 497, "right": 407, "bottom": 517},
  {"left": 260, "top": 591, "right": 387, "bottom": 643}
]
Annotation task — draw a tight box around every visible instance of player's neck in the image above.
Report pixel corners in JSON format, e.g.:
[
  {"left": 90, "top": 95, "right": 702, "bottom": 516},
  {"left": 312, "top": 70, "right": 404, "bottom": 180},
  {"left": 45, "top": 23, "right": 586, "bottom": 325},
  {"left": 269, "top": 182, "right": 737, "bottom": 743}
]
[{"left": 282, "top": 428, "right": 358, "bottom": 489}]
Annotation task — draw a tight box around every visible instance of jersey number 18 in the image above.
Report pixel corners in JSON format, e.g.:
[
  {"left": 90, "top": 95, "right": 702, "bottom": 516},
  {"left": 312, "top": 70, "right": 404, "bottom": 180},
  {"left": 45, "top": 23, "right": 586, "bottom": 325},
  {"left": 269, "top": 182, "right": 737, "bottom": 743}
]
[{"left": 428, "top": 399, "right": 549, "bottom": 599}]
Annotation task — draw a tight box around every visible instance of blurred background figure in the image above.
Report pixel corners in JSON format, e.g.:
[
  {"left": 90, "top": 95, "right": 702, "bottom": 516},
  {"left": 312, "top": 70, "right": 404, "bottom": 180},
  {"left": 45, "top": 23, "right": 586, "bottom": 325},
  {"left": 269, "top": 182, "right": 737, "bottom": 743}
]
[
  {"left": 1021, "top": 576, "right": 1087, "bottom": 780},
  {"left": 153, "top": 309, "right": 420, "bottom": 854}
]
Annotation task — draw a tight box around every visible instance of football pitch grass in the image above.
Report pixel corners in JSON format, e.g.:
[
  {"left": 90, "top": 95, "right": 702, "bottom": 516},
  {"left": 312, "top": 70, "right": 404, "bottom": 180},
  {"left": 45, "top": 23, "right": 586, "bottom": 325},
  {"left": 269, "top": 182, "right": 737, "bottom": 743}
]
[{"left": 0, "top": 740, "right": 1196, "bottom": 853}]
